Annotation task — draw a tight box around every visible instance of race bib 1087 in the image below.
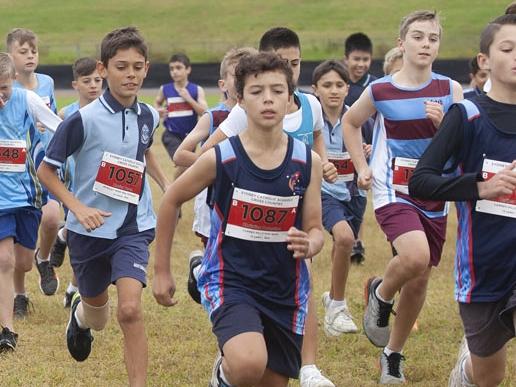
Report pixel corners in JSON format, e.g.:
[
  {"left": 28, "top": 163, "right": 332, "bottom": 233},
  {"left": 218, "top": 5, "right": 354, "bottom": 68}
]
[
  {"left": 392, "top": 157, "right": 419, "bottom": 195},
  {"left": 0, "top": 139, "right": 27, "bottom": 172},
  {"left": 476, "top": 158, "right": 516, "bottom": 219},
  {"left": 93, "top": 152, "right": 144, "bottom": 205},
  {"left": 225, "top": 187, "right": 299, "bottom": 242}
]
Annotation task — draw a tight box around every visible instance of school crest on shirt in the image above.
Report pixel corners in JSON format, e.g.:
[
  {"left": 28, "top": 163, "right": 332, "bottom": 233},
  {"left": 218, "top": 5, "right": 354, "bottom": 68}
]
[
  {"left": 288, "top": 171, "right": 305, "bottom": 196},
  {"left": 141, "top": 124, "right": 150, "bottom": 144}
]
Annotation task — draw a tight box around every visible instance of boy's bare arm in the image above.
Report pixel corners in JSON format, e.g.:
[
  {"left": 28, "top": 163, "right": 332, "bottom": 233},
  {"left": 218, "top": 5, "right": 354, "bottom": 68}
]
[
  {"left": 145, "top": 147, "right": 170, "bottom": 192},
  {"left": 312, "top": 130, "right": 338, "bottom": 183},
  {"left": 173, "top": 113, "right": 211, "bottom": 167},
  {"left": 153, "top": 149, "right": 217, "bottom": 306},
  {"left": 154, "top": 86, "right": 167, "bottom": 118},
  {"left": 178, "top": 85, "right": 208, "bottom": 116},
  {"left": 343, "top": 88, "right": 377, "bottom": 189},
  {"left": 37, "top": 162, "right": 111, "bottom": 231},
  {"left": 200, "top": 127, "right": 229, "bottom": 153},
  {"left": 287, "top": 152, "right": 324, "bottom": 259}
]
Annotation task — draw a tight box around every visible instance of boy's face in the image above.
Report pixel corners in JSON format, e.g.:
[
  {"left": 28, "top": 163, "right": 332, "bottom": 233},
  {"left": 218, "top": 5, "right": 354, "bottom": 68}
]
[
  {"left": 10, "top": 41, "right": 39, "bottom": 75},
  {"left": 73, "top": 70, "right": 103, "bottom": 103},
  {"left": 220, "top": 63, "right": 237, "bottom": 101},
  {"left": 470, "top": 69, "right": 489, "bottom": 90},
  {"left": 274, "top": 46, "right": 301, "bottom": 86},
  {"left": 478, "top": 24, "right": 516, "bottom": 89},
  {"left": 239, "top": 70, "right": 290, "bottom": 129},
  {"left": 312, "top": 70, "right": 348, "bottom": 110},
  {"left": 344, "top": 50, "right": 372, "bottom": 82},
  {"left": 0, "top": 75, "right": 14, "bottom": 106},
  {"left": 169, "top": 61, "right": 191, "bottom": 83},
  {"left": 399, "top": 20, "right": 440, "bottom": 68},
  {"left": 97, "top": 47, "right": 149, "bottom": 105}
]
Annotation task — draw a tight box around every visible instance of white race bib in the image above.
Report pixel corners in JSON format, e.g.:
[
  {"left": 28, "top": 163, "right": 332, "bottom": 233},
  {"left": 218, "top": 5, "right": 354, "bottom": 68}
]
[
  {"left": 392, "top": 157, "right": 419, "bottom": 195},
  {"left": 476, "top": 158, "right": 516, "bottom": 219}
]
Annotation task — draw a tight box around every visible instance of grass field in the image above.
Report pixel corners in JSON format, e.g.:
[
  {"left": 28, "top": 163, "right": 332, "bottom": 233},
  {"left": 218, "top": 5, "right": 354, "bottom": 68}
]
[
  {"left": 0, "top": 91, "right": 514, "bottom": 386},
  {"left": 0, "top": 0, "right": 510, "bottom": 63}
]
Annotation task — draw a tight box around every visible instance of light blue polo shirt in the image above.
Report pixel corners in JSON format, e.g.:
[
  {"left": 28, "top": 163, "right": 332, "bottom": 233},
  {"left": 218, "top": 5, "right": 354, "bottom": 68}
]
[{"left": 43, "top": 89, "right": 159, "bottom": 239}]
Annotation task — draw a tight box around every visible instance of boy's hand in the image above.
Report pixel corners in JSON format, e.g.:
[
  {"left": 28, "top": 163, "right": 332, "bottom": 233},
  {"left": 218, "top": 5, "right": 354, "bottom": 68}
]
[
  {"left": 477, "top": 161, "right": 516, "bottom": 199},
  {"left": 152, "top": 271, "right": 178, "bottom": 307},
  {"left": 425, "top": 101, "right": 444, "bottom": 128},
  {"left": 157, "top": 107, "right": 167, "bottom": 119},
  {"left": 363, "top": 143, "right": 372, "bottom": 159},
  {"left": 286, "top": 227, "right": 312, "bottom": 259},
  {"left": 357, "top": 167, "right": 373, "bottom": 190},
  {"left": 36, "top": 121, "right": 46, "bottom": 133},
  {"left": 322, "top": 161, "right": 338, "bottom": 183},
  {"left": 72, "top": 203, "right": 111, "bottom": 232},
  {"left": 177, "top": 87, "right": 193, "bottom": 102}
]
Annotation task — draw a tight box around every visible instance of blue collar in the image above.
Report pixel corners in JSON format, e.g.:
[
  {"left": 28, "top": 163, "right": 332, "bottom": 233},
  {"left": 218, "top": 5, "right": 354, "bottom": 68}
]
[{"left": 99, "top": 89, "right": 141, "bottom": 115}]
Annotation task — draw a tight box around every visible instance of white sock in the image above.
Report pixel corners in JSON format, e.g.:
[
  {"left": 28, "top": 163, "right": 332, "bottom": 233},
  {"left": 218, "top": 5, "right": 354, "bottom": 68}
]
[
  {"left": 375, "top": 285, "right": 394, "bottom": 304},
  {"left": 218, "top": 362, "right": 231, "bottom": 386},
  {"left": 67, "top": 283, "right": 78, "bottom": 293},
  {"left": 57, "top": 227, "right": 66, "bottom": 242},
  {"left": 383, "top": 347, "right": 399, "bottom": 356},
  {"left": 74, "top": 307, "right": 88, "bottom": 330},
  {"left": 36, "top": 251, "right": 50, "bottom": 263},
  {"left": 329, "top": 299, "right": 346, "bottom": 309},
  {"left": 461, "top": 355, "right": 476, "bottom": 386},
  {"left": 300, "top": 364, "right": 318, "bottom": 376}
]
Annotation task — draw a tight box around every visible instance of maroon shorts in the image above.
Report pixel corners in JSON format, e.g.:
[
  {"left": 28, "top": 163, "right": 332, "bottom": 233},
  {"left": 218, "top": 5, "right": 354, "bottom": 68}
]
[{"left": 375, "top": 202, "right": 447, "bottom": 266}]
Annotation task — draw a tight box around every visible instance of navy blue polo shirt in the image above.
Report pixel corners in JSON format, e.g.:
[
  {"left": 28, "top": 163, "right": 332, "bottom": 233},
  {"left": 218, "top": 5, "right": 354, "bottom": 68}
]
[{"left": 44, "top": 89, "right": 159, "bottom": 239}]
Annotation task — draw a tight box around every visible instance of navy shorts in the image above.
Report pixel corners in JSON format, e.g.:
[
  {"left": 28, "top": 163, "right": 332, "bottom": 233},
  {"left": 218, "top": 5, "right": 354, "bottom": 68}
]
[
  {"left": 459, "top": 286, "right": 515, "bottom": 357},
  {"left": 162, "top": 130, "right": 185, "bottom": 160},
  {"left": 67, "top": 229, "right": 155, "bottom": 298},
  {"left": 211, "top": 302, "right": 303, "bottom": 379},
  {"left": 321, "top": 193, "right": 366, "bottom": 238},
  {"left": 0, "top": 207, "right": 42, "bottom": 249}
]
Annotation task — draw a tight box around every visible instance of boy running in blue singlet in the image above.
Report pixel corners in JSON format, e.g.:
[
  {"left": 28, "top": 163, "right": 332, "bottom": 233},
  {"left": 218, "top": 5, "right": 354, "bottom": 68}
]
[
  {"left": 343, "top": 10, "right": 463, "bottom": 383},
  {"left": 153, "top": 51, "right": 324, "bottom": 387},
  {"left": 37, "top": 27, "right": 169, "bottom": 386},
  {"left": 410, "top": 13, "right": 516, "bottom": 387},
  {"left": 0, "top": 53, "right": 61, "bottom": 351}
]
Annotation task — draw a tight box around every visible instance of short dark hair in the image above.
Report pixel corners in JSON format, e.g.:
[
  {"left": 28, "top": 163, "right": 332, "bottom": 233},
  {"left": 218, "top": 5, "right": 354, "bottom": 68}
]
[
  {"left": 169, "top": 53, "right": 190, "bottom": 67},
  {"left": 259, "top": 27, "right": 301, "bottom": 52},
  {"left": 344, "top": 32, "right": 373, "bottom": 57},
  {"left": 235, "top": 52, "right": 294, "bottom": 99},
  {"left": 0, "top": 52, "right": 16, "bottom": 78},
  {"left": 100, "top": 27, "right": 148, "bottom": 67},
  {"left": 480, "top": 14, "right": 516, "bottom": 54},
  {"left": 469, "top": 56, "right": 480, "bottom": 75},
  {"left": 312, "top": 60, "right": 349, "bottom": 85},
  {"left": 6, "top": 28, "right": 37, "bottom": 51},
  {"left": 506, "top": 1, "right": 516, "bottom": 14},
  {"left": 72, "top": 57, "right": 98, "bottom": 80}
]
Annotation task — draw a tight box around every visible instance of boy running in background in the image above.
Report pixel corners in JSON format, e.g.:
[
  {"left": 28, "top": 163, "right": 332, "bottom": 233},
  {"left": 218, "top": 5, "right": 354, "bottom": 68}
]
[
  {"left": 343, "top": 32, "right": 377, "bottom": 264},
  {"left": 53, "top": 57, "right": 103, "bottom": 307},
  {"left": 199, "top": 27, "right": 337, "bottom": 387},
  {"left": 153, "top": 50, "right": 324, "bottom": 387},
  {"left": 312, "top": 60, "right": 370, "bottom": 336},
  {"left": 38, "top": 27, "right": 169, "bottom": 386},
  {"left": 343, "top": 10, "right": 462, "bottom": 383},
  {"left": 410, "top": 14, "right": 516, "bottom": 387},
  {"left": 0, "top": 53, "right": 61, "bottom": 351},
  {"left": 155, "top": 53, "right": 208, "bottom": 164},
  {"left": 463, "top": 57, "right": 489, "bottom": 100},
  {"left": 6, "top": 28, "right": 60, "bottom": 311}
]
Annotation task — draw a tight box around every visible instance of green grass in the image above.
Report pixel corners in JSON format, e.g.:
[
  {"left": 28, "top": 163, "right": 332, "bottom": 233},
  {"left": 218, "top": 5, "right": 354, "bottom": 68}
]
[
  {"left": 0, "top": 0, "right": 509, "bottom": 63},
  {"left": 0, "top": 92, "right": 514, "bottom": 386}
]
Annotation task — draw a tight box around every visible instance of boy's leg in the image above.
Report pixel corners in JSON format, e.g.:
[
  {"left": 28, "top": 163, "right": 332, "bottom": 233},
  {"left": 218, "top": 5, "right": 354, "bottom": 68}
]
[
  {"left": 116, "top": 277, "right": 147, "bottom": 387},
  {"left": 469, "top": 347, "right": 507, "bottom": 387},
  {"left": 0, "top": 238, "right": 15, "bottom": 330},
  {"left": 329, "top": 221, "right": 355, "bottom": 301},
  {"left": 257, "top": 368, "right": 289, "bottom": 387}
]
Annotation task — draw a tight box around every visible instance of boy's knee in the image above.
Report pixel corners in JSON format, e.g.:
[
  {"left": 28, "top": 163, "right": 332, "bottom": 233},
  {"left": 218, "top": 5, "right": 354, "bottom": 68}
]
[
  {"left": 15, "top": 255, "right": 32, "bottom": 273},
  {"left": 474, "top": 366, "right": 505, "bottom": 387},
  {"left": 399, "top": 248, "right": 429, "bottom": 275},
  {"left": 0, "top": 250, "right": 14, "bottom": 272},
  {"left": 225, "top": 352, "right": 266, "bottom": 385},
  {"left": 81, "top": 300, "right": 110, "bottom": 331},
  {"left": 333, "top": 231, "right": 355, "bottom": 252},
  {"left": 117, "top": 300, "right": 142, "bottom": 325}
]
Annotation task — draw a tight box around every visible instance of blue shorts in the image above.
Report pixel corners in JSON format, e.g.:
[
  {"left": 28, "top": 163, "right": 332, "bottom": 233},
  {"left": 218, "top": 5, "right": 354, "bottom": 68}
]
[
  {"left": 321, "top": 193, "right": 366, "bottom": 238},
  {"left": 211, "top": 302, "right": 303, "bottom": 379},
  {"left": 67, "top": 229, "right": 155, "bottom": 298},
  {"left": 0, "top": 207, "right": 42, "bottom": 249}
]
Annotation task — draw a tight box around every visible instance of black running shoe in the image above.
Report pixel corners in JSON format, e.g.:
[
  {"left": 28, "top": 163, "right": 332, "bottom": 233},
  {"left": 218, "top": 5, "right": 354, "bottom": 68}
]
[
  {"left": 13, "top": 294, "right": 31, "bottom": 319},
  {"left": 50, "top": 232, "right": 67, "bottom": 268},
  {"left": 35, "top": 249, "right": 59, "bottom": 296},
  {"left": 0, "top": 327, "right": 18, "bottom": 353},
  {"left": 350, "top": 240, "right": 365, "bottom": 265},
  {"left": 187, "top": 250, "right": 203, "bottom": 304},
  {"left": 66, "top": 293, "right": 93, "bottom": 362}
]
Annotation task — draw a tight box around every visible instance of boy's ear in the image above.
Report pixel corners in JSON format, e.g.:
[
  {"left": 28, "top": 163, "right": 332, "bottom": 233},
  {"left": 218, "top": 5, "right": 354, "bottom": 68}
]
[
  {"left": 186, "top": 66, "right": 192, "bottom": 75},
  {"left": 311, "top": 84, "right": 319, "bottom": 97},
  {"left": 477, "top": 53, "right": 489, "bottom": 71},
  {"left": 397, "top": 37, "right": 404, "bottom": 52},
  {"left": 96, "top": 61, "right": 107, "bottom": 79},
  {"left": 71, "top": 80, "right": 78, "bottom": 91},
  {"left": 218, "top": 79, "right": 227, "bottom": 92}
]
